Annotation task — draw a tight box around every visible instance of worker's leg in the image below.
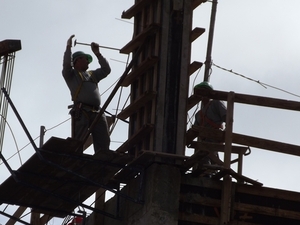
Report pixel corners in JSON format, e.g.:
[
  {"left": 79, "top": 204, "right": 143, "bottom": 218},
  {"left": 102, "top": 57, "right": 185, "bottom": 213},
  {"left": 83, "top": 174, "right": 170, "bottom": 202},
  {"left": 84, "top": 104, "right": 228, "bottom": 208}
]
[
  {"left": 91, "top": 112, "right": 110, "bottom": 153},
  {"left": 73, "top": 112, "right": 89, "bottom": 153}
]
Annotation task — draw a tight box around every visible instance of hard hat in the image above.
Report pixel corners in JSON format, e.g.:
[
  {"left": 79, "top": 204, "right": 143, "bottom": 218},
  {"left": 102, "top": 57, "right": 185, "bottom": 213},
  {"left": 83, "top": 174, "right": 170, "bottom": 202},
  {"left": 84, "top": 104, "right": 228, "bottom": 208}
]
[
  {"left": 72, "top": 51, "right": 93, "bottom": 64},
  {"left": 194, "top": 81, "right": 213, "bottom": 90}
]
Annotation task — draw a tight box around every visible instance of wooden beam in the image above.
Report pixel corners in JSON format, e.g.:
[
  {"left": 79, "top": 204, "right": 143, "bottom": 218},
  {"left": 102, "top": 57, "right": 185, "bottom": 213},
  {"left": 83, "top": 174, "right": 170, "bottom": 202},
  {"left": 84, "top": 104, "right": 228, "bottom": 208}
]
[
  {"left": 182, "top": 149, "right": 209, "bottom": 171},
  {"left": 189, "top": 142, "right": 248, "bottom": 155},
  {"left": 220, "top": 92, "right": 234, "bottom": 224},
  {"left": 6, "top": 206, "right": 27, "bottom": 225},
  {"left": 94, "top": 188, "right": 105, "bottom": 224},
  {"left": 116, "top": 124, "right": 154, "bottom": 153},
  {"left": 187, "top": 125, "right": 300, "bottom": 157},
  {"left": 193, "top": 89, "right": 300, "bottom": 111},
  {"left": 192, "top": 0, "right": 208, "bottom": 10},
  {"left": 179, "top": 212, "right": 219, "bottom": 225},
  {"left": 120, "top": 24, "right": 160, "bottom": 54},
  {"left": 232, "top": 132, "right": 300, "bottom": 157},
  {"left": 235, "top": 202, "right": 300, "bottom": 220},
  {"left": 30, "top": 212, "right": 41, "bottom": 225},
  {"left": 186, "top": 125, "right": 224, "bottom": 146},
  {"left": 117, "top": 91, "right": 157, "bottom": 120},
  {"left": 235, "top": 180, "right": 300, "bottom": 202},
  {"left": 189, "top": 61, "right": 203, "bottom": 76},
  {"left": 190, "top": 27, "right": 205, "bottom": 42},
  {"left": 121, "top": 0, "right": 156, "bottom": 19},
  {"left": 120, "top": 56, "right": 159, "bottom": 87}
]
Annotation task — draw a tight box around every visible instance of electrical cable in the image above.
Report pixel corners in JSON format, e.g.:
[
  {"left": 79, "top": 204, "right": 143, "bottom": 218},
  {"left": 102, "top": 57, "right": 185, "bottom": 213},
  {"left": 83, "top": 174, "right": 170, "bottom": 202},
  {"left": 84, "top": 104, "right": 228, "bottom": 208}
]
[{"left": 213, "top": 62, "right": 300, "bottom": 98}]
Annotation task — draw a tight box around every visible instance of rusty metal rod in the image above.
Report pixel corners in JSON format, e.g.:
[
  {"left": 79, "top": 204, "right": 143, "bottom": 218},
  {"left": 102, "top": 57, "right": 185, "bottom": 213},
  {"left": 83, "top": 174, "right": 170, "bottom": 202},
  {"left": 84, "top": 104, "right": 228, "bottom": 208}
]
[{"left": 74, "top": 39, "right": 120, "bottom": 51}]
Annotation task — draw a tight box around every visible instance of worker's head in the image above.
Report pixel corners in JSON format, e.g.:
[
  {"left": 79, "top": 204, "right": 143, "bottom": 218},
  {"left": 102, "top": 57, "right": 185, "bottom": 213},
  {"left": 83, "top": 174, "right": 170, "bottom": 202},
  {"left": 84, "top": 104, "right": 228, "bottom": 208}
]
[
  {"left": 194, "top": 81, "right": 213, "bottom": 90},
  {"left": 194, "top": 81, "right": 213, "bottom": 104},
  {"left": 72, "top": 51, "right": 93, "bottom": 70}
]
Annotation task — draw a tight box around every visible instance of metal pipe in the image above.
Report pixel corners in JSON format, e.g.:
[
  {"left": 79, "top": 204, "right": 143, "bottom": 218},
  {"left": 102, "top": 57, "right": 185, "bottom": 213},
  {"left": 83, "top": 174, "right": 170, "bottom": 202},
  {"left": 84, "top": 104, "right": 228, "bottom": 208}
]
[
  {"left": 203, "top": 0, "right": 218, "bottom": 82},
  {"left": 74, "top": 40, "right": 120, "bottom": 51}
]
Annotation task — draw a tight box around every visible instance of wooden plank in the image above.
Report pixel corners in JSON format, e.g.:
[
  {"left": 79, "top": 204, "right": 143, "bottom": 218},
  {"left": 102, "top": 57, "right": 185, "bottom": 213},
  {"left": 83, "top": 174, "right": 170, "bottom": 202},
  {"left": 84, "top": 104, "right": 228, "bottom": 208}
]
[
  {"left": 182, "top": 149, "right": 209, "bottom": 171},
  {"left": 189, "top": 61, "right": 203, "bottom": 76},
  {"left": 220, "top": 92, "right": 234, "bottom": 224},
  {"left": 191, "top": 27, "right": 205, "bottom": 42},
  {"left": 120, "top": 56, "right": 159, "bottom": 87},
  {"left": 114, "top": 150, "right": 188, "bottom": 183},
  {"left": 120, "top": 24, "right": 160, "bottom": 54},
  {"left": 229, "top": 221, "right": 264, "bottom": 225},
  {"left": 192, "top": 0, "right": 208, "bottom": 9},
  {"left": 186, "top": 125, "right": 300, "bottom": 157},
  {"left": 117, "top": 91, "right": 157, "bottom": 120},
  {"left": 180, "top": 193, "right": 221, "bottom": 207},
  {"left": 186, "top": 125, "right": 224, "bottom": 146},
  {"left": 234, "top": 202, "right": 300, "bottom": 220},
  {"left": 121, "top": 0, "right": 156, "bottom": 19},
  {"left": 235, "top": 183, "right": 300, "bottom": 202},
  {"left": 116, "top": 124, "right": 154, "bottom": 153},
  {"left": 193, "top": 88, "right": 300, "bottom": 111},
  {"left": 181, "top": 175, "right": 223, "bottom": 190},
  {"left": 232, "top": 132, "right": 300, "bottom": 157},
  {"left": 178, "top": 212, "right": 219, "bottom": 225},
  {"left": 190, "top": 142, "right": 249, "bottom": 154},
  {"left": 94, "top": 188, "right": 105, "bottom": 224},
  {"left": 213, "top": 168, "right": 263, "bottom": 187},
  {"left": 6, "top": 206, "right": 27, "bottom": 225},
  {"left": 113, "top": 151, "right": 155, "bottom": 183},
  {"left": 30, "top": 212, "right": 41, "bottom": 225},
  {"left": 186, "top": 94, "right": 200, "bottom": 110}
]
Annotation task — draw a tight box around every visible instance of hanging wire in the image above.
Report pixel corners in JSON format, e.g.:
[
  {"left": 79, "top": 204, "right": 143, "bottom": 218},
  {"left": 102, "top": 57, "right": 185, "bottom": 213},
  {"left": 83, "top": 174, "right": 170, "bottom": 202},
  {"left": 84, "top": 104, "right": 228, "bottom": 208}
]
[
  {"left": 213, "top": 62, "right": 300, "bottom": 98},
  {"left": 110, "top": 93, "right": 130, "bottom": 135},
  {"left": 187, "top": 67, "right": 203, "bottom": 127},
  {"left": 0, "top": 117, "right": 70, "bottom": 166},
  {"left": 0, "top": 114, "right": 22, "bottom": 165},
  {"left": 44, "top": 117, "right": 71, "bottom": 132},
  {"left": 109, "top": 53, "right": 131, "bottom": 134},
  {"left": 115, "top": 18, "right": 134, "bottom": 25},
  {"left": 101, "top": 77, "right": 120, "bottom": 96}
]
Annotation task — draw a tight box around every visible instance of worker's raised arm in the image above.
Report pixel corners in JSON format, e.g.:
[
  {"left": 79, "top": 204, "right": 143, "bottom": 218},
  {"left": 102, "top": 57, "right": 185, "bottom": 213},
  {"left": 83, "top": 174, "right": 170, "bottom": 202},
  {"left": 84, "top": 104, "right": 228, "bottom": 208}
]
[
  {"left": 62, "top": 35, "right": 75, "bottom": 78},
  {"left": 90, "top": 42, "right": 111, "bottom": 81}
]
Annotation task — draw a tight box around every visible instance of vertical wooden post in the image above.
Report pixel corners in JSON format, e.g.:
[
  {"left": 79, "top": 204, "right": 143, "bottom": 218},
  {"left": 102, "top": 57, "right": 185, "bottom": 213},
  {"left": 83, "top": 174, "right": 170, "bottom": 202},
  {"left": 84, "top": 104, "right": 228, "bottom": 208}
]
[
  {"left": 220, "top": 91, "right": 234, "bottom": 224},
  {"left": 93, "top": 189, "right": 105, "bottom": 224},
  {"left": 176, "top": 0, "right": 193, "bottom": 155},
  {"left": 6, "top": 206, "right": 27, "bottom": 225},
  {"left": 30, "top": 125, "right": 47, "bottom": 225}
]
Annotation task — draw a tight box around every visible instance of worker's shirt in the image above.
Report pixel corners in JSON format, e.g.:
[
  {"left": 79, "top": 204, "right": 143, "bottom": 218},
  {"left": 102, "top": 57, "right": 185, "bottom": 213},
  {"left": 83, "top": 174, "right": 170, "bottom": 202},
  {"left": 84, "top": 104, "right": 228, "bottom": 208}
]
[
  {"left": 195, "top": 99, "right": 227, "bottom": 129},
  {"left": 62, "top": 47, "right": 111, "bottom": 107}
]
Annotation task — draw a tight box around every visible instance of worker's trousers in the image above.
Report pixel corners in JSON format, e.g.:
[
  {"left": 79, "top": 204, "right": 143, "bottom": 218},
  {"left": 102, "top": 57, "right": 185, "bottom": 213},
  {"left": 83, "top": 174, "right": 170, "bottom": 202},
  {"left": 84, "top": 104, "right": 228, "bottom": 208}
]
[{"left": 73, "top": 109, "right": 110, "bottom": 154}]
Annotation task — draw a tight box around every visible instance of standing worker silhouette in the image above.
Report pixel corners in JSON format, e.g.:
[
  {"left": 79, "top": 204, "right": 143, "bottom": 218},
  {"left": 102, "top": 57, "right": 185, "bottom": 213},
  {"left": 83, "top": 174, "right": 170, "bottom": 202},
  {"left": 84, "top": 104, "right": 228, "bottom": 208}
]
[
  {"left": 62, "top": 35, "right": 111, "bottom": 154},
  {"left": 194, "top": 81, "right": 227, "bottom": 166}
]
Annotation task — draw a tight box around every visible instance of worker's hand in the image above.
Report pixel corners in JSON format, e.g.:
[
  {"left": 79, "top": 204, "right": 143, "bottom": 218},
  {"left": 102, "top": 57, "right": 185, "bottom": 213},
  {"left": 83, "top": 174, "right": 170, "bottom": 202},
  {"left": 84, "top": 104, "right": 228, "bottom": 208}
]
[
  {"left": 91, "top": 42, "right": 100, "bottom": 55},
  {"left": 67, "top": 35, "right": 75, "bottom": 47}
]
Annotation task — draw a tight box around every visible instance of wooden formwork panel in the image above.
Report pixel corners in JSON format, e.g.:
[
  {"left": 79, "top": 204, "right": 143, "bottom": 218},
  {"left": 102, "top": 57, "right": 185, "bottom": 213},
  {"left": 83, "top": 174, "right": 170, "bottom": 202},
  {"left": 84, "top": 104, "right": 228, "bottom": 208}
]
[{"left": 179, "top": 176, "right": 300, "bottom": 225}]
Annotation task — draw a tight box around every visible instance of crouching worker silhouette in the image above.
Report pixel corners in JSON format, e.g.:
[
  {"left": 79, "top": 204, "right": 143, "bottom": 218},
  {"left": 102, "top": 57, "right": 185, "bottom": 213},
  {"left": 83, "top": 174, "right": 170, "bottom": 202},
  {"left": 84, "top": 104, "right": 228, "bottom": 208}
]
[
  {"left": 62, "top": 35, "right": 111, "bottom": 154},
  {"left": 193, "top": 81, "right": 227, "bottom": 173}
]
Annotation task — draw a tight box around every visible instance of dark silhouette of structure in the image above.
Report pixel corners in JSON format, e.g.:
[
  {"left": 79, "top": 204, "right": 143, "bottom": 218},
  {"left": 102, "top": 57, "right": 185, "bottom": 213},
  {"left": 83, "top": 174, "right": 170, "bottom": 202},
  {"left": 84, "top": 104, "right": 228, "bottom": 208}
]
[{"left": 1, "top": 1, "right": 300, "bottom": 225}]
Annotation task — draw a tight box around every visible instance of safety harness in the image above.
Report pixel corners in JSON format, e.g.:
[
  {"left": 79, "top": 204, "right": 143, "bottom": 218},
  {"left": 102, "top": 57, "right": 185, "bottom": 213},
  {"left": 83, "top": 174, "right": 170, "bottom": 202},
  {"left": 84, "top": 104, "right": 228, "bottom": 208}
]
[
  {"left": 199, "top": 101, "right": 223, "bottom": 130},
  {"left": 72, "top": 71, "right": 97, "bottom": 102}
]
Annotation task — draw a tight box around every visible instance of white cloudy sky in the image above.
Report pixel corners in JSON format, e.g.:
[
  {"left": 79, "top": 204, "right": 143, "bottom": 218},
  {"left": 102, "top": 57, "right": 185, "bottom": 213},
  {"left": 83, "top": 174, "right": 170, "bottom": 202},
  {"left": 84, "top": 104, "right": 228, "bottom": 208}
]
[{"left": 1, "top": 0, "right": 300, "bottom": 224}]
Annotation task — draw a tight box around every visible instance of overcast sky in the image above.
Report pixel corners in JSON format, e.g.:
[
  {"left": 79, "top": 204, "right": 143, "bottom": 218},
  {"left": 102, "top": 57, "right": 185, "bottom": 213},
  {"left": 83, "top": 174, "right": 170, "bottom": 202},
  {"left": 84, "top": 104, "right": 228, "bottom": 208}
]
[{"left": 1, "top": 0, "right": 300, "bottom": 224}]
